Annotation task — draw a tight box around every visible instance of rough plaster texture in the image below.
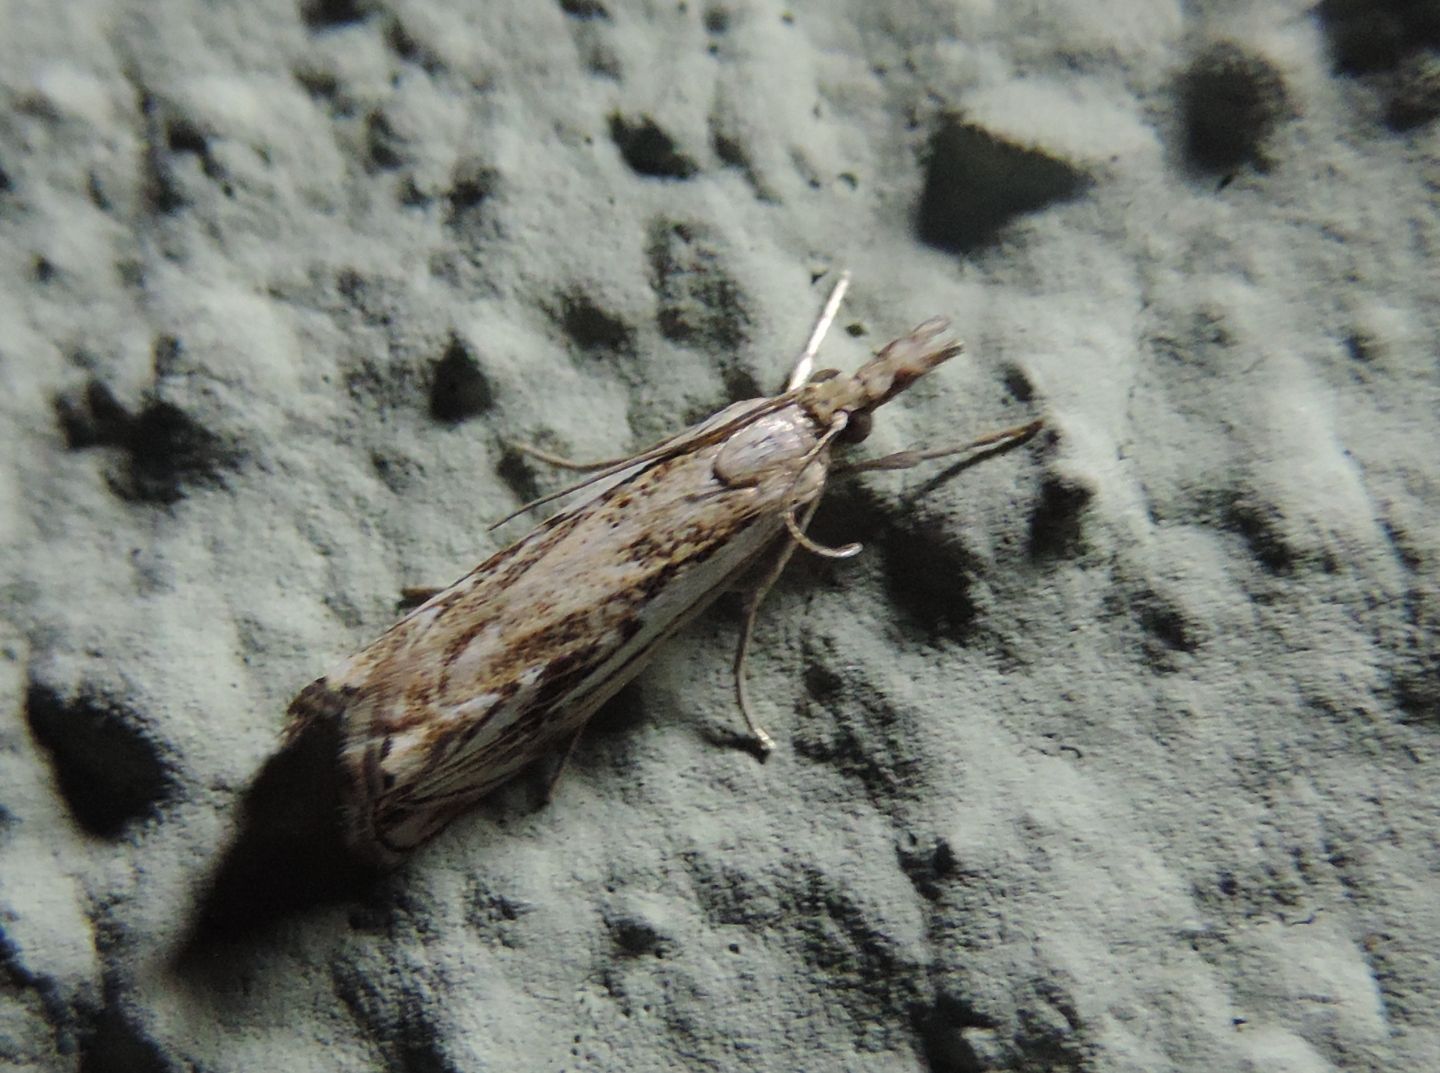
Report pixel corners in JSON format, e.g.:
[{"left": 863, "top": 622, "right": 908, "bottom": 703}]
[{"left": 2, "top": 1, "right": 1438, "bottom": 1071}]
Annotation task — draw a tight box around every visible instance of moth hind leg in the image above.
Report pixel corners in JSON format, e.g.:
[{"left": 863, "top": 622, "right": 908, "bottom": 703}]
[
  {"left": 508, "top": 441, "right": 631, "bottom": 473},
  {"left": 396, "top": 586, "right": 444, "bottom": 612},
  {"left": 542, "top": 725, "right": 587, "bottom": 803},
  {"left": 732, "top": 593, "right": 776, "bottom": 757},
  {"left": 730, "top": 500, "right": 826, "bottom": 757}
]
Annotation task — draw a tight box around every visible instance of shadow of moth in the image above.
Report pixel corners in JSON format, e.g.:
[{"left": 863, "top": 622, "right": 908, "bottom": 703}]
[{"left": 286, "top": 273, "right": 1041, "bottom": 865}]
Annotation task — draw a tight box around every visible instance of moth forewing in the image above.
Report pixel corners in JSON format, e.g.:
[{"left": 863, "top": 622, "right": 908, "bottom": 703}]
[
  {"left": 285, "top": 280, "right": 1038, "bottom": 865},
  {"left": 291, "top": 402, "right": 833, "bottom": 865}
]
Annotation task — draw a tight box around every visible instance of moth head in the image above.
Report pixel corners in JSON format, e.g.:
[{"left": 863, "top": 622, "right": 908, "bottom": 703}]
[
  {"left": 850, "top": 317, "right": 962, "bottom": 414},
  {"left": 799, "top": 319, "right": 961, "bottom": 432}
]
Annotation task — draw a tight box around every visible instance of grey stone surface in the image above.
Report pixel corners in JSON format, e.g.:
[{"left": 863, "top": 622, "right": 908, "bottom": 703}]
[{"left": 2, "top": 1, "right": 1437, "bottom": 1071}]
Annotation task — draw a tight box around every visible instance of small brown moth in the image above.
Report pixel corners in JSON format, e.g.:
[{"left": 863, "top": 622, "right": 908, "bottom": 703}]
[{"left": 287, "top": 274, "right": 1040, "bottom": 865}]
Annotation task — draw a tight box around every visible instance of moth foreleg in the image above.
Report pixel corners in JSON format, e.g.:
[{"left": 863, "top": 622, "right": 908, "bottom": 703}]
[
  {"left": 838, "top": 418, "right": 1042, "bottom": 474},
  {"left": 783, "top": 508, "right": 861, "bottom": 559}
]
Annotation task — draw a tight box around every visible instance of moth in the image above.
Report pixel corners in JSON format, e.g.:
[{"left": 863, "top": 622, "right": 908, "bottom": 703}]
[{"left": 287, "top": 274, "right": 1041, "bottom": 866}]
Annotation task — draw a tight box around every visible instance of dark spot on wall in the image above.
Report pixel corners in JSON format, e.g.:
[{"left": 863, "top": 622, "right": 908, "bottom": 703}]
[
  {"left": 718, "top": 360, "right": 762, "bottom": 404},
  {"left": 77, "top": 993, "right": 177, "bottom": 1073},
  {"left": 165, "top": 117, "right": 208, "bottom": 158},
  {"left": 152, "top": 334, "right": 184, "bottom": 378},
  {"left": 55, "top": 379, "right": 131, "bottom": 449},
  {"left": 1002, "top": 364, "right": 1035, "bottom": 403},
  {"left": 167, "top": 119, "right": 225, "bottom": 183},
  {"left": 646, "top": 220, "right": 749, "bottom": 349},
  {"left": 1134, "top": 592, "right": 1196, "bottom": 654},
  {"left": 1386, "top": 53, "right": 1440, "bottom": 131},
  {"left": 1028, "top": 475, "right": 1093, "bottom": 561},
  {"left": 385, "top": 19, "right": 445, "bottom": 74},
  {"left": 1394, "top": 651, "right": 1440, "bottom": 726},
  {"left": 138, "top": 93, "right": 236, "bottom": 212},
  {"left": 917, "top": 117, "right": 1089, "bottom": 254},
  {"left": 555, "top": 291, "right": 636, "bottom": 355},
  {"left": 429, "top": 335, "right": 494, "bottom": 423},
  {"left": 1179, "top": 43, "right": 1289, "bottom": 174},
  {"left": 780, "top": 863, "right": 928, "bottom": 1051},
  {"left": 294, "top": 66, "right": 342, "bottom": 104},
  {"left": 139, "top": 94, "right": 184, "bottom": 214},
  {"left": 87, "top": 172, "right": 113, "bottom": 211},
  {"left": 443, "top": 161, "right": 499, "bottom": 242},
  {"left": 585, "top": 679, "right": 648, "bottom": 739},
  {"left": 333, "top": 972, "right": 462, "bottom": 1073},
  {"left": 370, "top": 449, "right": 422, "bottom": 494},
  {"left": 398, "top": 175, "right": 432, "bottom": 207},
  {"left": 1115, "top": 586, "right": 1200, "bottom": 673},
  {"left": 795, "top": 658, "right": 927, "bottom": 806},
  {"left": 708, "top": 115, "right": 769, "bottom": 200},
  {"left": 605, "top": 911, "right": 670, "bottom": 957},
  {"left": 301, "top": 0, "right": 374, "bottom": 32},
  {"left": 495, "top": 447, "right": 544, "bottom": 505},
  {"left": 559, "top": 0, "right": 610, "bottom": 18},
  {"left": 122, "top": 402, "right": 228, "bottom": 503},
  {"left": 1316, "top": 0, "right": 1440, "bottom": 75},
  {"left": 609, "top": 114, "right": 699, "bottom": 180},
  {"left": 336, "top": 267, "right": 403, "bottom": 330},
  {"left": 366, "top": 109, "right": 407, "bottom": 170},
  {"left": 54, "top": 378, "right": 235, "bottom": 504},
  {"left": 447, "top": 162, "right": 495, "bottom": 217},
  {"left": 24, "top": 684, "right": 174, "bottom": 839},
  {"left": 710, "top": 132, "right": 742, "bottom": 168},
  {"left": 2, "top": 927, "right": 80, "bottom": 1058},
  {"left": 897, "top": 832, "right": 958, "bottom": 901},
  {"left": 917, "top": 992, "right": 999, "bottom": 1073},
  {"left": 1223, "top": 494, "right": 1296, "bottom": 575}
]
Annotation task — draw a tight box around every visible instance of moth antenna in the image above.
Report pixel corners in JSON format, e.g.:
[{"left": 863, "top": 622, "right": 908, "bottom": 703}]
[{"left": 787, "top": 269, "right": 851, "bottom": 391}]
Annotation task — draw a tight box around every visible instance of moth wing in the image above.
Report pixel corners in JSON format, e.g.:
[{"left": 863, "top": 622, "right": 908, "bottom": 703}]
[
  {"left": 490, "top": 396, "right": 784, "bottom": 527},
  {"left": 284, "top": 587, "right": 529, "bottom": 861}
]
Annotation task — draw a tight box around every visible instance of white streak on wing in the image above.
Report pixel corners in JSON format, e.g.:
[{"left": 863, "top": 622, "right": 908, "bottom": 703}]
[
  {"left": 555, "top": 514, "right": 784, "bottom": 712},
  {"left": 445, "top": 622, "right": 504, "bottom": 697},
  {"left": 416, "top": 515, "right": 785, "bottom": 792},
  {"left": 487, "top": 668, "right": 544, "bottom": 735},
  {"left": 449, "top": 691, "right": 505, "bottom": 726},
  {"left": 419, "top": 665, "right": 549, "bottom": 786}
]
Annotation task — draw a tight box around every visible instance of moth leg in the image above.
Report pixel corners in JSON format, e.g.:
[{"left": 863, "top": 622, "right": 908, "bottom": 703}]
[
  {"left": 839, "top": 418, "right": 1042, "bottom": 474},
  {"left": 774, "top": 413, "right": 862, "bottom": 561},
  {"left": 509, "top": 441, "right": 629, "bottom": 473},
  {"left": 397, "top": 586, "right": 444, "bottom": 611},
  {"left": 784, "top": 508, "right": 861, "bottom": 559},
  {"left": 543, "top": 726, "right": 588, "bottom": 802},
  {"left": 732, "top": 500, "right": 820, "bottom": 755}
]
